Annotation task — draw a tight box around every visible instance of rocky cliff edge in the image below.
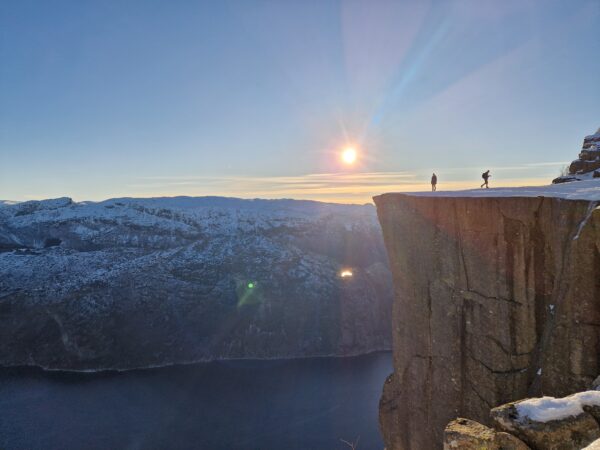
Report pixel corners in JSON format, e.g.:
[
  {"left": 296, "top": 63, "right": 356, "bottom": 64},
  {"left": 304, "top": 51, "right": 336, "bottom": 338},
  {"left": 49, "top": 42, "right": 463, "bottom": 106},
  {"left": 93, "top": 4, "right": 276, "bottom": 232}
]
[{"left": 374, "top": 180, "right": 600, "bottom": 449}]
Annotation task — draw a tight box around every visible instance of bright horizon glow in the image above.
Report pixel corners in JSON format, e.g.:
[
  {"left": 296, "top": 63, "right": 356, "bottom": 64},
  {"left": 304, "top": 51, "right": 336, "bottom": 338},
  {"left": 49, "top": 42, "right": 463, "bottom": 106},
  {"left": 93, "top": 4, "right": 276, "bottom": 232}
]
[
  {"left": 1, "top": 1, "right": 598, "bottom": 203},
  {"left": 6, "top": 166, "right": 567, "bottom": 205},
  {"left": 342, "top": 148, "right": 357, "bottom": 165}
]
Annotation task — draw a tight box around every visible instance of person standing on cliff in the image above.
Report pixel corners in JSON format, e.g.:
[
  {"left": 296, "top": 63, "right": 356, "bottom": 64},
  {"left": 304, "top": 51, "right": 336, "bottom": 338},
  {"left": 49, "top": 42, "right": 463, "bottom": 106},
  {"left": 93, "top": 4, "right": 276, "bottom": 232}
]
[
  {"left": 431, "top": 173, "right": 437, "bottom": 191},
  {"left": 481, "top": 170, "right": 491, "bottom": 188}
]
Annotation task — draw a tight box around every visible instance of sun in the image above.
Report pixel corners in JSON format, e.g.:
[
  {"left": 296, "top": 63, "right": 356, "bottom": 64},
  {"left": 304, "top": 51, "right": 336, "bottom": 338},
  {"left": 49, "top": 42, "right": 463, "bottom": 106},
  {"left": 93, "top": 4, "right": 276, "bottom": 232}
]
[{"left": 341, "top": 147, "right": 357, "bottom": 165}]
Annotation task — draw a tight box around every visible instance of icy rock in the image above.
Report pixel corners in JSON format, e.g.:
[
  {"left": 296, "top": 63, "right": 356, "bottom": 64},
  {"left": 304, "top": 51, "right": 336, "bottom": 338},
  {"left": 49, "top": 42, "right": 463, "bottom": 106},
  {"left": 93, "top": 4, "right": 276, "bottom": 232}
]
[
  {"left": 490, "top": 399, "right": 600, "bottom": 450},
  {"left": 564, "top": 128, "right": 600, "bottom": 177}
]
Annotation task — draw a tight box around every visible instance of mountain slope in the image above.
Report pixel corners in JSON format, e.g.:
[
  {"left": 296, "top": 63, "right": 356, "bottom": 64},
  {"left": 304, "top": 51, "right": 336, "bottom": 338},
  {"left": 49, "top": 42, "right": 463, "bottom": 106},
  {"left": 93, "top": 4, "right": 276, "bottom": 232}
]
[{"left": 0, "top": 196, "right": 392, "bottom": 370}]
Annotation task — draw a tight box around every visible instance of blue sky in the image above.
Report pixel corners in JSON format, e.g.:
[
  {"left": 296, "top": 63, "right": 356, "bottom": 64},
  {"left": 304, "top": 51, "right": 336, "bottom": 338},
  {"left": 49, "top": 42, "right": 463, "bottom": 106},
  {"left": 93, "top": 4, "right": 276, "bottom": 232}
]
[{"left": 1, "top": 0, "right": 599, "bottom": 203}]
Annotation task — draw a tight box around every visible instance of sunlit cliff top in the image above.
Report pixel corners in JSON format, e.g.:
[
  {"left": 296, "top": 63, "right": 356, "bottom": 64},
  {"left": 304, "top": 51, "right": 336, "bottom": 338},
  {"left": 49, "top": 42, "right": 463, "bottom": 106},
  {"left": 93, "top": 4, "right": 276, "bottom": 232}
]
[{"left": 384, "top": 178, "right": 600, "bottom": 201}]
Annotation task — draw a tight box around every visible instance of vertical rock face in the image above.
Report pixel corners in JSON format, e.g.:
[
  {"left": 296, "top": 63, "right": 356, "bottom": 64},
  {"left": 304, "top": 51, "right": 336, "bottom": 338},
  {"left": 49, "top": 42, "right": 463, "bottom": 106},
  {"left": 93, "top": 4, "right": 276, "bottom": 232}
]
[{"left": 374, "top": 193, "right": 600, "bottom": 450}]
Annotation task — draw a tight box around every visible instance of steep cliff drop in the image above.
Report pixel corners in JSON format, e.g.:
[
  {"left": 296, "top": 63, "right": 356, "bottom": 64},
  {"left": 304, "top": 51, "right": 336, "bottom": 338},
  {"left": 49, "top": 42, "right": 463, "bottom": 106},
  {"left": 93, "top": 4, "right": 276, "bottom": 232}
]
[{"left": 374, "top": 181, "right": 600, "bottom": 450}]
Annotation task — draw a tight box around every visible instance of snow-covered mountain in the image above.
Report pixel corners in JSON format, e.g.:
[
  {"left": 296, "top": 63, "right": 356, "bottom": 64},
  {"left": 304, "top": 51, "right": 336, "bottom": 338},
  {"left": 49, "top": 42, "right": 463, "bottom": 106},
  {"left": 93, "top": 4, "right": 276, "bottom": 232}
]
[{"left": 0, "top": 196, "right": 392, "bottom": 370}]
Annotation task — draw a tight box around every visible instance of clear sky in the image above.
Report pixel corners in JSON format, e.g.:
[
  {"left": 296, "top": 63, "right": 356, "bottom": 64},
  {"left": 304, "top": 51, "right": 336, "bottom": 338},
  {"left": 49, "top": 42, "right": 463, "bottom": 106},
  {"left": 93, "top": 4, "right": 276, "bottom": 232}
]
[{"left": 1, "top": 0, "right": 599, "bottom": 204}]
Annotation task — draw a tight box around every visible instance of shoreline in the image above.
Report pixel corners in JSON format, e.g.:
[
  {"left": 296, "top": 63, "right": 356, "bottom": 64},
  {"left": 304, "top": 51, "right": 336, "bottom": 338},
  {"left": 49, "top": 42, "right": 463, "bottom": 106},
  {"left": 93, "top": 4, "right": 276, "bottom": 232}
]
[{"left": 0, "top": 348, "right": 392, "bottom": 375}]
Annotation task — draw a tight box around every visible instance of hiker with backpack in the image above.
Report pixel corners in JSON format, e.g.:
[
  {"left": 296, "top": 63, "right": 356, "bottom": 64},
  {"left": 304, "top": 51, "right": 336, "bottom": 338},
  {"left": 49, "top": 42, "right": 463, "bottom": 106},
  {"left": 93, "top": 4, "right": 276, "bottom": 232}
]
[
  {"left": 481, "top": 170, "right": 491, "bottom": 188},
  {"left": 431, "top": 173, "right": 437, "bottom": 191}
]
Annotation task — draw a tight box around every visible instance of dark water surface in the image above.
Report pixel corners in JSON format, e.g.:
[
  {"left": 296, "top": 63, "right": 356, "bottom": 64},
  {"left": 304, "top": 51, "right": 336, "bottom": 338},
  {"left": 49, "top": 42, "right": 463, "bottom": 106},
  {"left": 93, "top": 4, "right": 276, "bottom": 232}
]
[{"left": 0, "top": 352, "right": 391, "bottom": 450}]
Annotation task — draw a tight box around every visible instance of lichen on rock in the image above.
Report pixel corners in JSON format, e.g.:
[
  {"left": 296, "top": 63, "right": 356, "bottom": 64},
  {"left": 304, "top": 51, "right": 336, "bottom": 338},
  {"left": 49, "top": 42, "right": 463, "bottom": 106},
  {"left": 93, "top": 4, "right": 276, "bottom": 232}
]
[{"left": 444, "top": 417, "right": 530, "bottom": 449}]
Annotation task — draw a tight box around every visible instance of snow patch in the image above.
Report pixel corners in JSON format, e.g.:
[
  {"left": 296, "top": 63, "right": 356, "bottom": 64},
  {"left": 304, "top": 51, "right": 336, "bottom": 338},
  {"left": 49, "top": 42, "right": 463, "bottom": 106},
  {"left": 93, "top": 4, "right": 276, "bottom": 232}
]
[
  {"left": 573, "top": 202, "right": 599, "bottom": 240},
  {"left": 516, "top": 391, "right": 600, "bottom": 423},
  {"left": 0, "top": 200, "right": 21, "bottom": 207},
  {"left": 404, "top": 179, "right": 600, "bottom": 200}
]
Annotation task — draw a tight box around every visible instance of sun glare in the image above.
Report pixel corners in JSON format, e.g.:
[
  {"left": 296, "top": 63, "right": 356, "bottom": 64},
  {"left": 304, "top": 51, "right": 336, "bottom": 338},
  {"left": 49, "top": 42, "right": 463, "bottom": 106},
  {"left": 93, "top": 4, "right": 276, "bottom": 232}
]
[
  {"left": 340, "top": 269, "right": 353, "bottom": 278},
  {"left": 341, "top": 147, "right": 357, "bottom": 165}
]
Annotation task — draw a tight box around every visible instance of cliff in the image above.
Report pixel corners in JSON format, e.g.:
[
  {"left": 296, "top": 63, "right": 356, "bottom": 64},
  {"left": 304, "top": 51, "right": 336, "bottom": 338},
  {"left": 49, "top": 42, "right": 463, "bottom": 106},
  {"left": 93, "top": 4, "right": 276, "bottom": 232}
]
[
  {"left": 374, "top": 181, "right": 600, "bottom": 449},
  {"left": 0, "top": 196, "right": 392, "bottom": 371}
]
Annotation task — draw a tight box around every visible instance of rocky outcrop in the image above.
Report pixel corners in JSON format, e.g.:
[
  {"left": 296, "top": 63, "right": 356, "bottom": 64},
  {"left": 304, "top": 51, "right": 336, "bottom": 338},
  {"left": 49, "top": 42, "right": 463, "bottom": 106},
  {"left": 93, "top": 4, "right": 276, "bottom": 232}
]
[
  {"left": 0, "top": 196, "right": 393, "bottom": 370},
  {"left": 374, "top": 191, "right": 600, "bottom": 449},
  {"left": 554, "top": 128, "right": 600, "bottom": 183},
  {"left": 443, "top": 418, "right": 530, "bottom": 449},
  {"left": 491, "top": 398, "right": 600, "bottom": 449},
  {"left": 444, "top": 390, "right": 600, "bottom": 450}
]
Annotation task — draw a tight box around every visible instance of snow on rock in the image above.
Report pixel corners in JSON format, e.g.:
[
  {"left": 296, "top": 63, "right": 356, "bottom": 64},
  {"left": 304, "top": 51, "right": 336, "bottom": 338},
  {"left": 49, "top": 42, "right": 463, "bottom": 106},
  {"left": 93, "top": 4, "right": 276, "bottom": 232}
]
[
  {"left": 0, "top": 200, "right": 20, "bottom": 207},
  {"left": 13, "top": 197, "right": 74, "bottom": 213},
  {"left": 0, "top": 195, "right": 393, "bottom": 371},
  {"left": 400, "top": 178, "right": 600, "bottom": 200},
  {"left": 444, "top": 391, "right": 600, "bottom": 449},
  {"left": 516, "top": 391, "right": 600, "bottom": 423},
  {"left": 553, "top": 127, "right": 600, "bottom": 181},
  {"left": 491, "top": 392, "right": 600, "bottom": 449}
]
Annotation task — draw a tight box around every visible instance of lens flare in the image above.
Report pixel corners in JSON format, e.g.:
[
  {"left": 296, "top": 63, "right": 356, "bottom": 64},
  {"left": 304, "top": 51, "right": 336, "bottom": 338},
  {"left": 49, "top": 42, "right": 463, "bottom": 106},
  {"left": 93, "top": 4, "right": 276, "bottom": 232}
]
[
  {"left": 237, "top": 280, "right": 261, "bottom": 308},
  {"left": 341, "top": 148, "right": 357, "bottom": 165}
]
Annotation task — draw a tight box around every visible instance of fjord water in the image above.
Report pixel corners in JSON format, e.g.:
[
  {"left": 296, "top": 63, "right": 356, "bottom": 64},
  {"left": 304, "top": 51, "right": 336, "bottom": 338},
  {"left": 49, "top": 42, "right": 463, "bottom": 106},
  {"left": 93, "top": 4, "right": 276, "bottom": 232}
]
[{"left": 0, "top": 352, "right": 391, "bottom": 450}]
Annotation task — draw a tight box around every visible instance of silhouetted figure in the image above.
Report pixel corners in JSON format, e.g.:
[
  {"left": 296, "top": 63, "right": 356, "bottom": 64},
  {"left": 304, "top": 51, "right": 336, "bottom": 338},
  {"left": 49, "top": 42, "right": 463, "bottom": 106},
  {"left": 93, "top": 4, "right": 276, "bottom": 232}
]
[
  {"left": 431, "top": 173, "right": 437, "bottom": 191},
  {"left": 481, "top": 170, "right": 491, "bottom": 188}
]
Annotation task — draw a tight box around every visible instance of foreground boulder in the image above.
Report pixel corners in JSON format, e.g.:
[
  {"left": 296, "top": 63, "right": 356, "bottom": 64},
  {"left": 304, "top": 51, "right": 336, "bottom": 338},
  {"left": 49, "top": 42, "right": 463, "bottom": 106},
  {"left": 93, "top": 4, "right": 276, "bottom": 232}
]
[
  {"left": 444, "top": 418, "right": 530, "bottom": 449},
  {"left": 443, "top": 391, "right": 600, "bottom": 450},
  {"left": 491, "top": 395, "right": 600, "bottom": 449}
]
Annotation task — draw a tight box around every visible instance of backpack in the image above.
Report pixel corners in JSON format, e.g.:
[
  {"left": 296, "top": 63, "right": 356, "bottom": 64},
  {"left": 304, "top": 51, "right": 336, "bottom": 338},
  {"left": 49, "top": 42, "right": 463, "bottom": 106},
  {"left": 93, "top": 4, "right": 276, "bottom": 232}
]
[{"left": 482, "top": 172, "right": 486, "bottom": 179}]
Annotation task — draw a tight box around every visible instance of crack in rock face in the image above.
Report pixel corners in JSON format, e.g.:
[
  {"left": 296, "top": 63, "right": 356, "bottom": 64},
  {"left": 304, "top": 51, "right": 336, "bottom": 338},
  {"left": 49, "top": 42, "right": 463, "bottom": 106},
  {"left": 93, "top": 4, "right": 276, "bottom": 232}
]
[{"left": 374, "top": 194, "right": 600, "bottom": 450}]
